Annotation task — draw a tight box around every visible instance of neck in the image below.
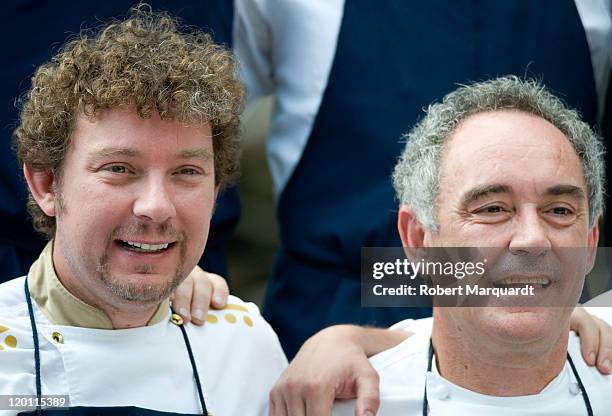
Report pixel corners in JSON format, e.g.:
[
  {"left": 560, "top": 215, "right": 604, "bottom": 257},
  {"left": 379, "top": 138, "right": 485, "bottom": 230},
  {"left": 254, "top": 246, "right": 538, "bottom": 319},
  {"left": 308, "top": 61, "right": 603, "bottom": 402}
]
[
  {"left": 97, "top": 303, "right": 160, "bottom": 329},
  {"left": 59, "top": 270, "right": 160, "bottom": 329},
  {"left": 431, "top": 309, "right": 570, "bottom": 396},
  {"left": 52, "top": 244, "right": 161, "bottom": 329}
]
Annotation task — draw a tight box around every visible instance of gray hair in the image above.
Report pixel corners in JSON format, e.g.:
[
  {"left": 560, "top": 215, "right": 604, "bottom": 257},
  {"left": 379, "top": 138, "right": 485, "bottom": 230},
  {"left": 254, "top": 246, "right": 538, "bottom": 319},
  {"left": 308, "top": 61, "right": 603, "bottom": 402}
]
[{"left": 392, "top": 76, "right": 605, "bottom": 230}]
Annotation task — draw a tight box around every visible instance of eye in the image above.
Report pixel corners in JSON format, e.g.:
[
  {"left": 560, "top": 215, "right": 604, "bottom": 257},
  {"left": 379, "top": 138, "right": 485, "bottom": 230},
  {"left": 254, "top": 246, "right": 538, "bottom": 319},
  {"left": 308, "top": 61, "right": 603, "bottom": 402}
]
[
  {"left": 541, "top": 204, "right": 578, "bottom": 225},
  {"left": 549, "top": 206, "right": 574, "bottom": 216},
  {"left": 469, "top": 203, "right": 513, "bottom": 224},
  {"left": 475, "top": 205, "right": 507, "bottom": 214},
  {"left": 105, "top": 165, "right": 130, "bottom": 174},
  {"left": 175, "top": 167, "right": 202, "bottom": 176},
  {"left": 484, "top": 206, "right": 503, "bottom": 213}
]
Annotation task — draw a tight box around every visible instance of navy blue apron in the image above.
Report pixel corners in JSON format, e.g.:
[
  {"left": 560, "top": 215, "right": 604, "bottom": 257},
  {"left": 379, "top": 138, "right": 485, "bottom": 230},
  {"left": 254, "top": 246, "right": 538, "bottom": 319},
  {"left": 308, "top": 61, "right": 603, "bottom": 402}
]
[
  {"left": 605, "top": 67, "right": 612, "bottom": 284},
  {"left": 20, "top": 279, "right": 210, "bottom": 416},
  {"left": 267, "top": 0, "right": 598, "bottom": 358}
]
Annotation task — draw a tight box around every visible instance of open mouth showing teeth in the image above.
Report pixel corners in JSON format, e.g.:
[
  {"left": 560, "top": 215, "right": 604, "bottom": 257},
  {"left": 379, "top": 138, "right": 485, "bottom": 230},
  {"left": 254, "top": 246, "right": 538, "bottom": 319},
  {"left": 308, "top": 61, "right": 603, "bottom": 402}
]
[
  {"left": 494, "top": 277, "right": 552, "bottom": 289},
  {"left": 117, "top": 240, "right": 175, "bottom": 253}
]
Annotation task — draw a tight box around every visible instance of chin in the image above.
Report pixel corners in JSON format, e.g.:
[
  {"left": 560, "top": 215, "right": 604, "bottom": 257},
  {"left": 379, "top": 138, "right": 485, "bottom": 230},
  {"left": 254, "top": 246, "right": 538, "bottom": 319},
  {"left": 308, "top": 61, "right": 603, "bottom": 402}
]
[
  {"left": 476, "top": 307, "right": 568, "bottom": 345},
  {"left": 101, "top": 268, "right": 184, "bottom": 304}
]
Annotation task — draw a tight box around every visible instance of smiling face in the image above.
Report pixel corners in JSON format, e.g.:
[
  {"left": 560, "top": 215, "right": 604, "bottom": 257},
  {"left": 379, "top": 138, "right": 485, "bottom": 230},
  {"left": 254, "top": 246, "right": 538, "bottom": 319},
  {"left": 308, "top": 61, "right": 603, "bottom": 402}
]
[
  {"left": 402, "top": 110, "right": 599, "bottom": 348},
  {"left": 35, "top": 107, "right": 217, "bottom": 312},
  {"left": 430, "top": 110, "right": 594, "bottom": 251}
]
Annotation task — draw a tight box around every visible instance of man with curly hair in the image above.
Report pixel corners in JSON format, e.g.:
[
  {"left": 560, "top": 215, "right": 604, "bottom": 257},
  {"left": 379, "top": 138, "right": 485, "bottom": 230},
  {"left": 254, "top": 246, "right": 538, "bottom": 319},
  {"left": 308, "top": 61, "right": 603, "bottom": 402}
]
[{"left": 0, "top": 6, "right": 286, "bottom": 415}]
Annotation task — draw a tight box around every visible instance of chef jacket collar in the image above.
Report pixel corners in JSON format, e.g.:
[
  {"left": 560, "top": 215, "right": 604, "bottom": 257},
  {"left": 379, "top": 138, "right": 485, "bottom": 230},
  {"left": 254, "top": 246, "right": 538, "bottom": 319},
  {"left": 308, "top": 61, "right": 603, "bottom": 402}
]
[{"left": 27, "top": 241, "right": 170, "bottom": 329}]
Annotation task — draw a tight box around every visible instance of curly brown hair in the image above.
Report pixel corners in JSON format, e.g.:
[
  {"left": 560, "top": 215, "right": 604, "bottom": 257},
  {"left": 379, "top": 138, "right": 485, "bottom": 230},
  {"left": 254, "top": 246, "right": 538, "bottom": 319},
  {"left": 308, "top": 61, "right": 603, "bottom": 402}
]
[{"left": 14, "top": 4, "right": 244, "bottom": 239}]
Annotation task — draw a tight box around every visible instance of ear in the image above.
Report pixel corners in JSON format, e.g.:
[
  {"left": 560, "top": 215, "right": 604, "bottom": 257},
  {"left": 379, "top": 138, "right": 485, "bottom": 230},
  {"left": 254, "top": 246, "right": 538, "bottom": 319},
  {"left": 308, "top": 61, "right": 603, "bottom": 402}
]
[
  {"left": 584, "top": 216, "right": 600, "bottom": 275},
  {"left": 398, "top": 204, "right": 428, "bottom": 248},
  {"left": 23, "top": 164, "right": 57, "bottom": 217},
  {"left": 209, "top": 184, "right": 222, "bottom": 217}
]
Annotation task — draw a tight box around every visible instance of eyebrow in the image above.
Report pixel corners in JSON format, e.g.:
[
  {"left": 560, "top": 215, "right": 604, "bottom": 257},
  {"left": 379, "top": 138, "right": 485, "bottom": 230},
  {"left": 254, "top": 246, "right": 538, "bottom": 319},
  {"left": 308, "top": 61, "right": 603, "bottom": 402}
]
[
  {"left": 542, "top": 184, "right": 586, "bottom": 200},
  {"left": 87, "top": 147, "right": 212, "bottom": 161},
  {"left": 461, "top": 184, "right": 512, "bottom": 207},
  {"left": 460, "top": 183, "right": 587, "bottom": 207},
  {"left": 175, "top": 148, "right": 212, "bottom": 161},
  {"left": 88, "top": 147, "right": 140, "bottom": 160}
]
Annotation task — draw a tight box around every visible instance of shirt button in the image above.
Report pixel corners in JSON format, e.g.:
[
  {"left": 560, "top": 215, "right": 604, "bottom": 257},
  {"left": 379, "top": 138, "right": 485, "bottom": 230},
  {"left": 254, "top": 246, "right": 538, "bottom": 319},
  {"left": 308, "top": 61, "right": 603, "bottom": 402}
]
[
  {"left": 437, "top": 385, "right": 451, "bottom": 400},
  {"left": 430, "top": 384, "right": 451, "bottom": 400},
  {"left": 170, "top": 314, "right": 184, "bottom": 326},
  {"left": 569, "top": 382, "right": 580, "bottom": 395},
  {"left": 52, "top": 331, "right": 64, "bottom": 344}
]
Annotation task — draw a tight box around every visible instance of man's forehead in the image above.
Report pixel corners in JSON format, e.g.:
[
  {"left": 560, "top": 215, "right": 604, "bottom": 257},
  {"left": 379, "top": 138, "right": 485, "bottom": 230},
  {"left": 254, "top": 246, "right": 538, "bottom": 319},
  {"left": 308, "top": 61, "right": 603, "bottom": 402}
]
[
  {"left": 442, "top": 111, "right": 583, "bottom": 173},
  {"left": 70, "top": 108, "right": 213, "bottom": 155},
  {"left": 74, "top": 107, "right": 212, "bottom": 135},
  {"left": 445, "top": 110, "right": 572, "bottom": 150}
]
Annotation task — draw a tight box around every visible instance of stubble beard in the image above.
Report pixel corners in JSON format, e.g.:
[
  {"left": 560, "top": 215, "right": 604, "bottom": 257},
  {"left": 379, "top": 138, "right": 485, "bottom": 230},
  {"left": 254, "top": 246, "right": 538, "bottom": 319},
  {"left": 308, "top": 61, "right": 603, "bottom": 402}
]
[
  {"left": 96, "top": 223, "right": 188, "bottom": 304},
  {"left": 54, "top": 187, "right": 189, "bottom": 305}
]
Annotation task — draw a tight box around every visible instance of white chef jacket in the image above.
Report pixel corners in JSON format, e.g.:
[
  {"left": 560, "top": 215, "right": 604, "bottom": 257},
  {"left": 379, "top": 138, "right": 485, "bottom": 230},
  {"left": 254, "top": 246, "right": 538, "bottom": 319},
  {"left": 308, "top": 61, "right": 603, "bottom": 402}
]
[
  {"left": 333, "top": 308, "right": 612, "bottom": 415},
  {"left": 0, "top": 273, "right": 287, "bottom": 416}
]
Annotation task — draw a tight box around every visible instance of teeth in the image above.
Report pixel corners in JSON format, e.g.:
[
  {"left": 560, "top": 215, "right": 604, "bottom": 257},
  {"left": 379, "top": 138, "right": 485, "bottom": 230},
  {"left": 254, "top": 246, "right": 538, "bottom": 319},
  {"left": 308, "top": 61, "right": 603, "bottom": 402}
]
[
  {"left": 124, "top": 241, "right": 169, "bottom": 251},
  {"left": 499, "top": 277, "right": 551, "bottom": 286}
]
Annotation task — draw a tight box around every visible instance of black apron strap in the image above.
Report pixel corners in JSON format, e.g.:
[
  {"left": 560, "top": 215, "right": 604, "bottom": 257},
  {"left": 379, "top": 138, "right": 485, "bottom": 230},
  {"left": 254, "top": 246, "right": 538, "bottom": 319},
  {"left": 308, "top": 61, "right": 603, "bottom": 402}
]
[
  {"left": 567, "top": 352, "right": 594, "bottom": 416},
  {"left": 422, "top": 338, "right": 434, "bottom": 416},
  {"left": 23, "top": 277, "right": 209, "bottom": 416},
  {"left": 172, "top": 313, "right": 209, "bottom": 415},
  {"left": 423, "top": 337, "right": 594, "bottom": 416},
  {"left": 24, "top": 278, "right": 43, "bottom": 415}
]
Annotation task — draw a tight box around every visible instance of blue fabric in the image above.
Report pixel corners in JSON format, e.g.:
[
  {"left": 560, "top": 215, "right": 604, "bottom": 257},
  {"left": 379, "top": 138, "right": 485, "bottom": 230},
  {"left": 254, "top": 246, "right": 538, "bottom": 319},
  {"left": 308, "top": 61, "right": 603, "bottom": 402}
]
[
  {"left": 605, "top": 71, "right": 612, "bottom": 243},
  {"left": 19, "top": 407, "right": 205, "bottom": 416},
  {"left": 1, "top": 0, "right": 238, "bottom": 283},
  {"left": 267, "top": 0, "right": 599, "bottom": 358}
]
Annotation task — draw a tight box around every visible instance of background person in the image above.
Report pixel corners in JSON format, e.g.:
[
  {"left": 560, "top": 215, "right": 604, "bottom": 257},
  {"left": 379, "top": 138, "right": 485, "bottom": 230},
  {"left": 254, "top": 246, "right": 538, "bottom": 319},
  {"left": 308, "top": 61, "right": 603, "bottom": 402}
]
[{"left": 234, "top": 0, "right": 612, "bottom": 358}]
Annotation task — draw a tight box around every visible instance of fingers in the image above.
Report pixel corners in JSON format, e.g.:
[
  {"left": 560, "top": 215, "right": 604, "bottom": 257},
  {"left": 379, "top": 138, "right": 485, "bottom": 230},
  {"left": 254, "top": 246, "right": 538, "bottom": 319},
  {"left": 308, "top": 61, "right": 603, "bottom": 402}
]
[
  {"left": 593, "top": 316, "right": 611, "bottom": 374},
  {"left": 269, "top": 325, "right": 388, "bottom": 416},
  {"left": 189, "top": 268, "right": 213, "bottom": 326},
  {"left": 189, "top": 271, "right": 229, "bottom": 326},
  {"left": 270, "top": 377, "right": 328, "bottom": 416},
  {"left": 571, "top": 307, "right": 598, "bottom": 365},
  {"left": 171, "top": 266, "right": 230, "bottom": 325},
  {"left": 269, "top": 384, "right": 289, "bottom": 416},
  {"left": 354, "top": 368, "right": 380, "bottom": 416},
  {"left": 208, "top": 272, "right": 229, "bottom": 309},
  {"left": 304, "top": 379, "right": 335, "bottom": 416},
  {"left": 268, "top": 394, "right": 277, "bottom": 416},
  {"left": 175, "top": 266, "right": 230, "bottom": 326},
  {"left": 571, "top": 307, "right": 612, "bottom": 374},
  {"left": 285, "top": 388, "right": 307, "bottom": 416},
  {"left": 171, "top": 273, "right": 195, "bottom": 324}
]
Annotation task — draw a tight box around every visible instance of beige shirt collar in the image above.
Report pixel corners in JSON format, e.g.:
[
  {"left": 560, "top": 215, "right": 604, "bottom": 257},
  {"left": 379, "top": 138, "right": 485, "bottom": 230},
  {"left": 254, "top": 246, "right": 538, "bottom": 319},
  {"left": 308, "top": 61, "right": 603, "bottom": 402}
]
[{"left": 27, "top": 241, "right": 170, "bottom": 329}]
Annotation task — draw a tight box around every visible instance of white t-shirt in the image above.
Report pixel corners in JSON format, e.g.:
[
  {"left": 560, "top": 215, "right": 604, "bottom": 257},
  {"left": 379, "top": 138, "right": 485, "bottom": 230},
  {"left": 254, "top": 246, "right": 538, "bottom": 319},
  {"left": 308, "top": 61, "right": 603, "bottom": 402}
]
[
  {"left": 333, "top": 308, "right": 612, "bottom": 415},
  {"left": 0, "top": 276, "right": 288, "bottom": 416}
]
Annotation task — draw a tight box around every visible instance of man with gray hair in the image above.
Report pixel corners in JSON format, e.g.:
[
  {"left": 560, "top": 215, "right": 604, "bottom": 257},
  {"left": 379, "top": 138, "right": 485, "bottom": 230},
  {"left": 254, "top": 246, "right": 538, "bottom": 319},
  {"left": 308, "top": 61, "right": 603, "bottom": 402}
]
[{"left": 330, "top": 76, "right": 612, "bottom": 414}]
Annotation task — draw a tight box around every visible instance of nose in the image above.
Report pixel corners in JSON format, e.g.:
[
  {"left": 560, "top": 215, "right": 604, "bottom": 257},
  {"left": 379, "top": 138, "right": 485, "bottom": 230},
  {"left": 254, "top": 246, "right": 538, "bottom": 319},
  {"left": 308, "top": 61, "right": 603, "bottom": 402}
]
[
  {"left": 509, "top": 208, "right": 551, "bottom": 256},
  {"left": 132, "top": 175, "right": 176, "bottom": 223}
]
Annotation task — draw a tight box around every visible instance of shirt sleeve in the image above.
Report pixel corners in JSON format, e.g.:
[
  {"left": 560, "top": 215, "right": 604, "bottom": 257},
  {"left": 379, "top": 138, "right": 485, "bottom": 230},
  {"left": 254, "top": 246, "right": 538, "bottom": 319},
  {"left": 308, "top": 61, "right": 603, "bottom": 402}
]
[{"left": 233, "top": 0, "right": 275, "bottom": 102}]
